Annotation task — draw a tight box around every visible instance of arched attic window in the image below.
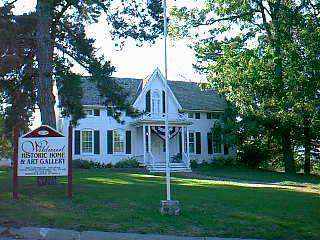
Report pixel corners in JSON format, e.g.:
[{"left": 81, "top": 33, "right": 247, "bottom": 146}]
[{"left": 152, "top": 90, "right": 161, "bottom": 113}]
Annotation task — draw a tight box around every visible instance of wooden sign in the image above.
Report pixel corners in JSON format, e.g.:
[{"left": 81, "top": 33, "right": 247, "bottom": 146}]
[
  {"left": 18, "top": 125, "right": 67, "bottom": 176},
  {"left": 12, "top": 124, "right": 73, "bottom": 199}
]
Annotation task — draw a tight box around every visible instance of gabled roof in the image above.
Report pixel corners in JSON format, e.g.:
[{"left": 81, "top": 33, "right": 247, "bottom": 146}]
[{"left": 81, "top": 76, "right": 226, "bottom": 111}]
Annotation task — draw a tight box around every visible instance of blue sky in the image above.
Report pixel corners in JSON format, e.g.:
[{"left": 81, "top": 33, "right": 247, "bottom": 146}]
[{"left": 11, "top": 0, "right": 205, "bottom": 83}]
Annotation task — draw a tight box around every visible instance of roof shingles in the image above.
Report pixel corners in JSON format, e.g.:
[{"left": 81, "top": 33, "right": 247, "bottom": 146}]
[{"left": 81, "top": 77, "right": 226, "bottom": 111}]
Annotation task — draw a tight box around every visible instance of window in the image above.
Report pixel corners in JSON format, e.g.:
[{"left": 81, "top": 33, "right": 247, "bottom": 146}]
[
  {"left": 152, "top": 90, "right": 161, "bottom": 113},
  {"left": 113, "top": 129, "right": 125, "bottom": 153},
  {"left": 84, "top": 109, "right": 93, "bottom": 116},
  {"left": 212, "top": 112, "right": 221, "bottom": 119},
  {"left": 107, "top": 108, "right": 113, "bottom": 116},
  {"left": 188, "top": 112, "right": 194, "bottom": 118},
  {"left": 207, "top": 113, "right": 212, "bottom": 119},
  {"left": 81, "top": 130, "right": 93, "bottom": 153},
  {"left": 213, "top": 133, "right": 222, "bottom": 153},
  {"left": 189, "top": 132, "right": 195, "bottom": 153},
  {"left": 195, "top": 112, "right": 201, "bottom": 119}
]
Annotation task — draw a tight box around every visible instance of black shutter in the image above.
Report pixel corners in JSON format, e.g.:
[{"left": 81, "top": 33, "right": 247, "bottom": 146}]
[
  {"left": 179, "top": 132, "right": 182, "bottom": 154},
  {"left": 146, "top": 90, "right": 151, "bottom": 112},
  {"left": 207, "top": 113, "right": 211, "bottom": 119},
  {"left": 224, "top": 145, "right": 229, "bottom": 155},
  {"left": 94, "top": 130, "right": 100, "bottom": 154},
  {"left": 162, "top": 90, "right": 166, "bottom": 113},
  {"left": 196, "top": 132, "right": 201, "bottom": 154},
  {"left": 207, "top": 132, "right": 213, "bottom": 154},
  {"left": 94, "top": 109, "right": 100, "bottom": 116},
  {"left": 74, "top": 130, "right": 80, "bottom": 154},
  {"left": 107, "top": 130, "right": 113, "bottom": 154},
  {"left": 126, "top": 130, "right": 132, "bottom": 154}
]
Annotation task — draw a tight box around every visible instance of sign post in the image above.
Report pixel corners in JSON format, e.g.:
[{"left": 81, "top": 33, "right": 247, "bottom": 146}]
[
  {"left": 68, "top": 122, "right": 73, "bottom": 199},
  {"left": 12, "top": 126, "right": 19, "bottom": 199}
]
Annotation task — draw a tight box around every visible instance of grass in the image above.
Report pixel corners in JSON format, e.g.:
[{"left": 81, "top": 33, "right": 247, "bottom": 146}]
[
  {"left": 0, "top": 168, "right": 319, "bottom": 240},
  {"left": 192, "top": 165, "right": 320, "bottom": 190}
]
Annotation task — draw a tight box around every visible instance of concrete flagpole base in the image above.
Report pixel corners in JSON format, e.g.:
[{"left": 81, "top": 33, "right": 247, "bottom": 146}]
[{"left": 160, "top": 200, "right": 180, "bottom": 216}]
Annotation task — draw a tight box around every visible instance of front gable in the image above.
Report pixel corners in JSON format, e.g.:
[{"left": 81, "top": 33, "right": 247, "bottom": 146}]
[{"left": 133, "top": 68, "right": 182, "bottom": 113}]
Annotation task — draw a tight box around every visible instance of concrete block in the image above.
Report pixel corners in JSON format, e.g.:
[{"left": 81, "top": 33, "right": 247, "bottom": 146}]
[{"left": 160, "top": 200, "right": 180, "bottom": 216}]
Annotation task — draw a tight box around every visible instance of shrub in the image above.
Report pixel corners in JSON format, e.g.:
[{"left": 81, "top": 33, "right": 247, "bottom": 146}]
[
  {"left": 212, "top": 156, "right": 239, "bottom": 167},
  {"left": 190, "top": 159, "right": 199, "bottom": 168},
  {"left": 114, "top": 157, "right": 140, "bottom": 168},
  {"left": 73, "top": 159, "right": 92, "bottom": 169},
  {"left": 239, "top": 143, "right": 270, "bottom": 168}
]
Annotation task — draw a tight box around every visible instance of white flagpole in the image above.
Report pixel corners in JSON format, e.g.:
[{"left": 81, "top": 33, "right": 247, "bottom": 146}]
[{"left": 163, "top": 0, "right": 171, "bottom": 201}]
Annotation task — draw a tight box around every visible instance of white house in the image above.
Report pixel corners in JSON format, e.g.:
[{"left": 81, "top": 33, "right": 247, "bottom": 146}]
[{"left": 59, "top": 68, "right": 231, "bottom": 172}]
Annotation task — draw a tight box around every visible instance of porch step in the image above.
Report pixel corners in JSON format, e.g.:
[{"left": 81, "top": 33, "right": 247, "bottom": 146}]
[{"left": 145, "top": 162, "right": 192, "bottom": 173}]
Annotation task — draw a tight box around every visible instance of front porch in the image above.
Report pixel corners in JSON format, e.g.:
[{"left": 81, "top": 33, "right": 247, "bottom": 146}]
[{"left": 132, "top": 114, "right": 192, "bottom": 172}]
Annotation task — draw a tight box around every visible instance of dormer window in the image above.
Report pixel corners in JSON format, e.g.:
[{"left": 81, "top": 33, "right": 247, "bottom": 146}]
[
  {"left": 152, "top": 90, "right": 161, "bottom": 113},
  {"left": 84, "top": 109, "right": 93, "bottom": 116}
]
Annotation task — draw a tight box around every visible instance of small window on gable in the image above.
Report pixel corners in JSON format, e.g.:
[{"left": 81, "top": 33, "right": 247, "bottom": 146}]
[
  {"left": 212, "top": 112, "right": 221, "bottom": 119},
  {"left": 188, "top": 113, "right": 194, "bottom": 118},
  {"left": 94, "top": 109, "right": 100, "bottom": 116},
  {"left": 195, "top": 112, "right": 201, "bottom": 119},
  {"left": 107, "top": 108, "right": 113, "bottom": 117},
  {"left": 84, "top": 109, "right": 93, "bottom": 116}
]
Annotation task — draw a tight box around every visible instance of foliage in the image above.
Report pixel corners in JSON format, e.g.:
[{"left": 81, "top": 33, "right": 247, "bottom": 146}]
[
  {"left": 170, "top": 153, "right": 182, "bottom": 163},
  {"left": 0, "top": 116, "right": 12, "bottom": 159},
  {"left": 73, "top": 159, "right": 114, "bottom": 169},
  {"left": 114, "top": 158, "right": 140, "bottom": 168},
  {"left": 172, "top": 0, "right": 320, "bottom": 173},
  {"left": 0, "top": 0, "right": 164, "bottom": 128}
]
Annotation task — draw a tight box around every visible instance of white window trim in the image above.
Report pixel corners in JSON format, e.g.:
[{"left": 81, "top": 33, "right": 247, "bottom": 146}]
[
  {"left": 80, "top": 129, "right": 94, "bottom": 155},
  {"left": 188, "top": 131, "right": 195, "bottom": 154},
  {"left": 113, "top": 129, "right": 126, "bottom": 155}
]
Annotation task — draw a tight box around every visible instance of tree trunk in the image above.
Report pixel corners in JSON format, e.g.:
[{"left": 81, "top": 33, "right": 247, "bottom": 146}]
[
  {"left": 36, "top": 0, "right": 57, "bottom": 185},
  {"left": 282, "top": 131, "right": 295, "bottom": 174},
  {"left": 303, "top": 126, "right": 311, "bottom": 175}
]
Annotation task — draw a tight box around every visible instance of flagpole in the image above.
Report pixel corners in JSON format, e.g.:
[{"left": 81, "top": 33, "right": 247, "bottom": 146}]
[{"left": 163, "top": 0, "right": 170, "bottom": 201}]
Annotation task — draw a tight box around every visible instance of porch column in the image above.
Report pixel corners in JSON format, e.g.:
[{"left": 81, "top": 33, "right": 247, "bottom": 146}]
[
  {"left": 148, "top": 125, "right": 152, "bottom": 154},
  {"left": 181, "top": 126, "right": 185, "bottom": 155},
  {"left": 143, "top": 124, "right": 146, "bottom": 164},
  {"left": 186, "top": 127, "right": 190, "bottom": 160}
]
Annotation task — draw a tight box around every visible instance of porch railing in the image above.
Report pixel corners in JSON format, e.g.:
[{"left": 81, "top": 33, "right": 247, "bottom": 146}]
[
  {"left": 182, "top": 152, "right": 190, "bottom": 168},
  {"left": 138, "top": 112, "right": 187, "bottom": 122}
]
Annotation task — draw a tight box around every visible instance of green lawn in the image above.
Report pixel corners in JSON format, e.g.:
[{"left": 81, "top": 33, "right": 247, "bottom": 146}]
[
  {"left": 193, "top": 165, "right": 320, "bottom": 189},
  {"left": 0, "top": 168, "right": 319, "bottom": 240}
]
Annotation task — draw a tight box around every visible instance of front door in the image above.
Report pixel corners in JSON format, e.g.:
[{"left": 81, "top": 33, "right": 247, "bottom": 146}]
[{"left": 152, "top": 134, "right": 164, "bottom": 162}]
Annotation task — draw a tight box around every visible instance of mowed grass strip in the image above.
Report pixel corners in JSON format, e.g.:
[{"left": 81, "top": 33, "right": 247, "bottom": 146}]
[
  {"left": 192, "top": 165, "right": 320, "bottom": 190},
  {"left": 0, "top": 168, "right": 319, "bottom": 240}
]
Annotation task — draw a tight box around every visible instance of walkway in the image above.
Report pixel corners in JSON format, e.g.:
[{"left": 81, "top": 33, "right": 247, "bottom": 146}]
[{"left": 0, "top": 226, "right": 262, "bottom": 240}]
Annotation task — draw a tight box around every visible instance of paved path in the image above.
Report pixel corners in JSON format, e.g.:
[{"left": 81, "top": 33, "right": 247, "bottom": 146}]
[{"left": 0, "top": 226, "right": 261, "bottom": 240}]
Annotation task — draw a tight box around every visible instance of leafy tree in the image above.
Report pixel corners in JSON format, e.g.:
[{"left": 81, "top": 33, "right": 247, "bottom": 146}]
[
  {"left": 0, "top": 0, "right": 164, "bottom": 184},
  {"left": 171, "top": 0, "right": 320, "bottom": 173}
]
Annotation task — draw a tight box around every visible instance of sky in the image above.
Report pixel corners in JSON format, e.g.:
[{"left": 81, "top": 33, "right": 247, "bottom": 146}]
[{"left": 10, "top": 0, "right": 205, "bottom": 83}]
